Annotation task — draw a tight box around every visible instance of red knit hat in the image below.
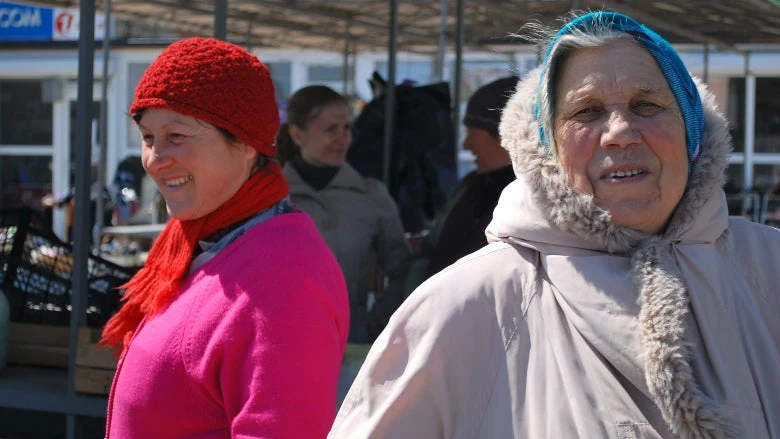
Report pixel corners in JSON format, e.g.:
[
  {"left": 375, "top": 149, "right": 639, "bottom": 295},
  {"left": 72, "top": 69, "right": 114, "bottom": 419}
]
[{"left": 130, "top": 37, "right": 279, "bottom": 156}]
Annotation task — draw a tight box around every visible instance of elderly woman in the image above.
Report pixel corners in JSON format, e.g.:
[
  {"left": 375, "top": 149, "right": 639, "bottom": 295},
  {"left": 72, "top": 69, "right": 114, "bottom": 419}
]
[
  {"left": 100, "top": 38, "right": 349, "bottom": 438},
  {"left": 329, "top": 11, "right": 780, "bottom": 439}
]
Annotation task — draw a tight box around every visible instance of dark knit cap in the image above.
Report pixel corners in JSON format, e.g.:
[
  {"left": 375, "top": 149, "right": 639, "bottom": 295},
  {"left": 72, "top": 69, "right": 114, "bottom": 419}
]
[
  {"left": 130, "top": 37, "right": 279, "bottom": 156},
  {"left": 463, "top": 76, "right": 519, "bottom": 138}
]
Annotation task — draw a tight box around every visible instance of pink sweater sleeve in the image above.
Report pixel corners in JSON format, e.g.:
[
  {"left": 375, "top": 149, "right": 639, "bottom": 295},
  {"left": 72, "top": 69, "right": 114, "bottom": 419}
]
[{"left": 184, "top": 215, "right": 349, "bottom": 438}]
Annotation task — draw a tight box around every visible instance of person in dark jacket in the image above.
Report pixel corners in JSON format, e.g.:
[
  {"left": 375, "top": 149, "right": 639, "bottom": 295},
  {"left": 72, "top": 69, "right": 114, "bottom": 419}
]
[{"left": 405, "top": 76, "right": 519, "bottom": 292}]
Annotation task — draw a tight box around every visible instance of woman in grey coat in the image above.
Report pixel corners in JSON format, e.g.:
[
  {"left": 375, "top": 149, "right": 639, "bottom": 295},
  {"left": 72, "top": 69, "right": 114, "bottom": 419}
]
[
  {"left": 277, "top": 85, "right": 410, "bottom": 343},
  {"left": 330, "top": 11, "right": 780, "bottom": 438}
]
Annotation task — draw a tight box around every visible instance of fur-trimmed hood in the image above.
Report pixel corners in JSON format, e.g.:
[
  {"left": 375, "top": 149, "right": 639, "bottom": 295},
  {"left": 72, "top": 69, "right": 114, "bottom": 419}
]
[
  {"left": 487, "top": 67, "right": 741, "bottom": 438},
  {"left": 489, "top": 66, "right": 731, "bottom": 254}
]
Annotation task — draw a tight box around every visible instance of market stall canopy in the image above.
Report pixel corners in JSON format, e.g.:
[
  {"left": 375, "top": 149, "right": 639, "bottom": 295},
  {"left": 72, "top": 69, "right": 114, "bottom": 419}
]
[{"left": 20, "top": 0, "right": 780, "bottom": 52}]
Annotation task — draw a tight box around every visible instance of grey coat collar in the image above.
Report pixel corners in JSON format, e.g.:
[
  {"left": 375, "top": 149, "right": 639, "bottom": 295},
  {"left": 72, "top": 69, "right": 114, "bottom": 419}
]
[
  {"left": 494, "top": 66, "right": 739, "bottom": 438},
  {"left": 284, "top": 161, "right": 366, "bottom": 195}
]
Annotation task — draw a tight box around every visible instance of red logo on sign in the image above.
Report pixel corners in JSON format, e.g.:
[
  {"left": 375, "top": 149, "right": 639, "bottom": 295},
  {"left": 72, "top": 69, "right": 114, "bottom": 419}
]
[{"left": 55, "top": 12, "right": 75, "bottom": 34}]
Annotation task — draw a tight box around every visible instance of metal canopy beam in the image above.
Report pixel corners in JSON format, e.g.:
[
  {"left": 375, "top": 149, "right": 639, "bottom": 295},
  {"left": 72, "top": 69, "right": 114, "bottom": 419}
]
[
  {"left": 587, "top": 1, "right": 741, "bottom": 53},
  {"left": 22, "top": 0, "right": 780, "bottom": 51},
  {"left": 253, "top": 0, "right": 434, "bottom": 39},
  {"left": 112, "top": 0, "right": 396, "bottom": 48}
]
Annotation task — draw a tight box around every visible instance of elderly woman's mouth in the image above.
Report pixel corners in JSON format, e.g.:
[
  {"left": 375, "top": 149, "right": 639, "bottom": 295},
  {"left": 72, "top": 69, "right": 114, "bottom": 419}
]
[{"left": 602, "top": 169, "right": 646, "bottom": 180}]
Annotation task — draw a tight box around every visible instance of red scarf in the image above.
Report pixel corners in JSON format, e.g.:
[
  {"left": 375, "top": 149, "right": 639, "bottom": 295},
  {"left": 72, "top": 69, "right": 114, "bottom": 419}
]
[{"left": 100, "top": 162, "right": 289, "bottom": 352}]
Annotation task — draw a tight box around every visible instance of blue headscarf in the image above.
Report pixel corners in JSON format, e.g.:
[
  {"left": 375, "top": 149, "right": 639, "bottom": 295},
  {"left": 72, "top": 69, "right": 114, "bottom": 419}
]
[{"left": 535, "top": 11, "right": 704, "bottom": 171}]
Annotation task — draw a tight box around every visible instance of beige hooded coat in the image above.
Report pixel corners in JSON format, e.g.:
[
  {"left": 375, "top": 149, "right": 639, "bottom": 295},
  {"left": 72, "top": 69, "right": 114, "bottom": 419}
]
[{"left": 329, "top": 68, "right": 780, "bottom": 438}]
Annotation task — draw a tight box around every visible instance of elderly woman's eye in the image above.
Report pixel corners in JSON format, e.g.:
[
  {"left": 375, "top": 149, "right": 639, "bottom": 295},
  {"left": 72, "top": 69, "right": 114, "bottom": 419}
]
[
  {"left": 633, "top": 101, "right": 663, "bottom": 116},
  {"left": 571, "top": 107, "right": 601, "bottom": 121}
]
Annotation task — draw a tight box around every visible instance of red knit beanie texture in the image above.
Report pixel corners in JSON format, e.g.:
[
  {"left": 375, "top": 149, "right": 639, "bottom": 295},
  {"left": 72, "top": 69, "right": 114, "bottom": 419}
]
[{"left": 130, "top": 37, "right": 279, "bottom": 156}]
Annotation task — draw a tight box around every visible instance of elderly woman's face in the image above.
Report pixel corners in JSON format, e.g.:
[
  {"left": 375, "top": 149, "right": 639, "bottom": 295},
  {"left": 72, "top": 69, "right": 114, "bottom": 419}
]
[
  {"left": 553, "top": 39, "right": 689, "bottom": 234},
  {"left": 138, "top": 108, "right": 257, "bottom": 221}
]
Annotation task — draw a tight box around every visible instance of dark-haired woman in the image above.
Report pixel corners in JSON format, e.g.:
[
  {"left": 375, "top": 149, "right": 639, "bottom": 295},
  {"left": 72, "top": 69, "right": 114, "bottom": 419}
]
[{"left": 277, "top": 85, "right": 410, "bottom": 343}]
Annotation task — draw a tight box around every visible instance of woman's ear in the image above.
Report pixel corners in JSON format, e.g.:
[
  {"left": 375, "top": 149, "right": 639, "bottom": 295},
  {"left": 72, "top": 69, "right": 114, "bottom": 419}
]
[
  {"left": 289, "top": 124, "right": 304, "bottom": 147},
  {"left": 238, "top": 140, "right": 257, "bottom": 163}
]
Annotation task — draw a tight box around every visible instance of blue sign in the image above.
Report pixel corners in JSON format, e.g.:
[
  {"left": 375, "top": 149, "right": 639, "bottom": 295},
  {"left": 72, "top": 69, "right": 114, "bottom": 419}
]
[{"left": 0, "top": 1, "right": 54, "bottom": 42}]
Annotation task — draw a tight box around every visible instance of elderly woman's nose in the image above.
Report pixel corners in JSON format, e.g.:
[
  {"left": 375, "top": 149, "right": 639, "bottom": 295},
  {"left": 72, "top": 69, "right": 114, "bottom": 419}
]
[{"left": 601, "top": 108, "right": 639, "bottom": 148}]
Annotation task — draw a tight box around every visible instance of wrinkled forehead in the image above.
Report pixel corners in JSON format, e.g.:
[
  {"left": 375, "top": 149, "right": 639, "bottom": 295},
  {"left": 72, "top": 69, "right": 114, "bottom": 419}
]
[
  {"left": 555, "top": 39, "right": 674, "bottom": 104},
  {"left": 536, "top": 12, "right": 704, "bottom": 170}
]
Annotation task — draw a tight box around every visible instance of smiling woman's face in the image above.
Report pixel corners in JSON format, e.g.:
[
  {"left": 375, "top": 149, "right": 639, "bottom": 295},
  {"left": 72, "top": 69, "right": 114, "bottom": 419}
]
[
  {"left": 553, "top": 38, "right": 689, "bottom": 234},
  {"left": 291, "top": 103, "right": 352, "bottom": 167},
  {"left": 139, "top": 108, "right": 256, "bottom": 221}
]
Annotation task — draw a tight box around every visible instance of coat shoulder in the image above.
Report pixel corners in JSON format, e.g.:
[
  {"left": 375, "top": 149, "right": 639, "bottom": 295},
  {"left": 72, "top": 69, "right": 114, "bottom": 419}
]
[
  {"left": 398, "top": 241, "right": 540, "bottom": 349},
  {"left": 331, "top": 242, "right": 540, "bottom": 438},
  {"left": 719, "top": 219, "right": 780, "bottom": 310}
]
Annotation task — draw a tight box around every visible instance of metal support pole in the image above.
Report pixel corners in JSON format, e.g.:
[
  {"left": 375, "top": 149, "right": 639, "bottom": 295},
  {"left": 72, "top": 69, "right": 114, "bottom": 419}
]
[
  {"left": 744, "top": 53, "right": 755, "bottom": 192},
  {"left": 68, "top": 1, "right": 96, "bottom": 437},
  {"left": 245, "top": 18, "right": 253, "bottom": 50},
  {"left": 95, "top": 0, "right": 112, "bottom": 253},
  {"left": 452, "top": 0, "right": 465, "bottom": 149},
  {"left": 383, "top": 0, "right": 398, "bottom": 187},
  {"left": 703, "top": 44, "right": 709, "bottom": 84},
  {"left": 349, "top": 46, "right": 357, "bottom": 98},
  {"left": 343, "top": 22, "right": 351, "bottom": 95},
  {"left": 434, "top": 0, "right": 448, "bottom": 82},
  {"left": 214, "top": 0, "right": 228, "bottom": 40}
]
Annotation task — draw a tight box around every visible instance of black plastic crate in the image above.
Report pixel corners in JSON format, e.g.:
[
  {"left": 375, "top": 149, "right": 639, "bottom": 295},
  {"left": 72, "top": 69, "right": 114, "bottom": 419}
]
[{"left": 0, "top": 208, "right": 137, "bottom": 328}]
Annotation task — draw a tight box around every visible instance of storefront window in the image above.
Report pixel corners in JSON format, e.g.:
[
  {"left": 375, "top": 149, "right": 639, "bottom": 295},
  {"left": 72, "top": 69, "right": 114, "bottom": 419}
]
[
  {"left": 0, "top": 155, "right": 51, "bottom": 211},
  {"left": 723, "top": 163, "right": 762, "bottom": 220},
  {"left": 267, "top": 62, "right": 292, "bottom": 111},
  {"left": 301, "top": 63, "right": 346, "bottom": 99},
  {"left": 759, "top": 165, "right": 780, "bottom": 226},
  {"left": 754, "top": 164, "right": 780, "bottom": 226},
  {"left": 126, "top": 62, "right": 150, "bottom": 149},
  {"left": 727, "top": 77, "right": 780, "bottom": 154},
  {"left": 376, "top": 61, "right": 433, "bottom": 86},
  {"left": 0, "top": 80, "right": 53, "bottom": 145},
  {"left": 727, "top": 78, "right": 745, "bottom": 153},
  {"left": 754, "top": 164, "right": 780, "bottom": 194},
  {"left": 307, "top": 64, "right": 343, "bottom": 83},
  {"left": 755, "top": 78, "right": 780, "bottom": 154},
  {"left": 724, "top": 163, "right": 745, "bottom": 193}
]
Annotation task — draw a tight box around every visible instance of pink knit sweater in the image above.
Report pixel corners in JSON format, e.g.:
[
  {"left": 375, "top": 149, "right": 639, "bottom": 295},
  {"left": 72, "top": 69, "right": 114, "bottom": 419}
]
[{"left": 105, "top": 212, "right": 349, "bottom": 438}]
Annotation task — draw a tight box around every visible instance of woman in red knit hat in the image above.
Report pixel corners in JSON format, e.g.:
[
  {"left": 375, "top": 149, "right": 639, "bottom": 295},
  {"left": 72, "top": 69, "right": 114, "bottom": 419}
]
[{"left": 100, "top": 37, "right": 350, "bottom": 438}]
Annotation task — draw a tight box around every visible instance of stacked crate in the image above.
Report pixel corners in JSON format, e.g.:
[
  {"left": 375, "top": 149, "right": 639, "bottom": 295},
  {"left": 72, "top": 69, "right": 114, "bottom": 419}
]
[{"left": 0, "top": 207, "right": 136, "bottom": 394}]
